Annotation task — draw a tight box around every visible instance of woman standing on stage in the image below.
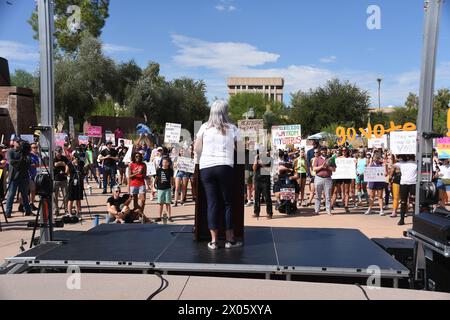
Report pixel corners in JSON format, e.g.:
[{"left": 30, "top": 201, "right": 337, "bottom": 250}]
[{"left": 194, "top": 100, "right": 243, "bottom": 250}]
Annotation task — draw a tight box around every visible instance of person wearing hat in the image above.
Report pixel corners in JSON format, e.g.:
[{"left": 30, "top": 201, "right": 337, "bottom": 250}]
[
  {"left": 99, "top": 141, "right": 119, "bottom": 194},
  {"left": 5, "top": 137, "right": 34, "bottom": 218},
  {"left": 53, "top": 146, "right": 69, "bottom": 216}
]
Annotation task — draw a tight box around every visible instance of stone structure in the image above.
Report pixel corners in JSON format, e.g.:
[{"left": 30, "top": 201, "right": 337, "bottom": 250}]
[
  {"left": 228, "top": 77, "right": 284, "bottom": 102},
  {"left": 0, "top": 58, "right": 37, "bottom": 141}
]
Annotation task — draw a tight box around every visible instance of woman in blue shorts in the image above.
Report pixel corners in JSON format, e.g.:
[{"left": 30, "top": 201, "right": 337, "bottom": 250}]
[{"left": 435, "top": 158, "right": 450, "bottom": 208}]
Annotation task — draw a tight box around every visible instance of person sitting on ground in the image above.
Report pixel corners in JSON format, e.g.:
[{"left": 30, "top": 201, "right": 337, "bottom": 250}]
[{"left": 106, "top": 186, "right": 150, "bottom": 224}]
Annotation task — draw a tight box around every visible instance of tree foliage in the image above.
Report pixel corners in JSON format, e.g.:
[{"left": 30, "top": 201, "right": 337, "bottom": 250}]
[
  {"left": 290, "top": 79, "right": 371, "bottom": 136},
  {"left": 29, "top": 0, "right": 110, "bottom": 53}
]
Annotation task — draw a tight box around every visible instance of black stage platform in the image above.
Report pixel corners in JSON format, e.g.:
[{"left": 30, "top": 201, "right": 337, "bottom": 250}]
[{"left": 6, "top": 225, "right": 409, "bottom": 287}]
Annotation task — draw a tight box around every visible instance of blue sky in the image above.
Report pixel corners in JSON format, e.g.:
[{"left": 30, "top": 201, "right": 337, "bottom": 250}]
[{"left": 0, "top": 0, "right": 449, "bottom": 107}]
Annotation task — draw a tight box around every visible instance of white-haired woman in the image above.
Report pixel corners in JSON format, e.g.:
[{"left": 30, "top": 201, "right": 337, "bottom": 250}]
[{"left": 194, "top": 100, "right": 243, "bottom": 250}]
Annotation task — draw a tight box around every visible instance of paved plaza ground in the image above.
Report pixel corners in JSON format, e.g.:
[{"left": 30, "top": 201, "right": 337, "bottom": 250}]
[{"left": 0, "top": 185, "right": 411, "bottom": 263}]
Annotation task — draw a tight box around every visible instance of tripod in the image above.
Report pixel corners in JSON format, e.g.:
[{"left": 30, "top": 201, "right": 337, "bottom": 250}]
[
  {"left": 0, "top": 198, "right": 8, "bottom": 232},
  {"left": 29, "top": 195, "right": 53, "bottom": 249}
]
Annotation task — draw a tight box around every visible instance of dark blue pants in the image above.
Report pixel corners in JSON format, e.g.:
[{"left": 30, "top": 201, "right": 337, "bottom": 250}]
[
  {"left": 200, "top": 165, "right": 234, "bottom": 231},
  {"left": 103, "top": 165, "right": 116, "bottom": 192},
  {"left": 6, "top": 178, "right": 31, "bottom": 217}
]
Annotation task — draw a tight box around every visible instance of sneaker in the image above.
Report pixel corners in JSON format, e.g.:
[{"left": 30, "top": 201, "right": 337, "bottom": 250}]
[
  {"left": 398, "top": 220, "right": 405, "bottom": 226},
  {"left": 379, "top": 210, "right": 386, "bottom": 216},
  {"left": 173, "top": 202, "right": 178, "bottom": 207},
  {"left": 18, "top": 204, "right": 24, "bottom": 213},
  {"left": 266, "top": 215, "right": 273, "bottom": 220},
  {"left": 180, "top": 202, "right": 185, "bottom": 206},
  {"left": 327, "top": 211, "right": 333, "bottom": 216},
  {"left": 208, "top": 242, "right": 219, "bottom": 250},
  {"left": 225, "top": 241, "right": 243, "bottom": 249},
  {"left": 102, "top": 191, "right": 107, "bottom": 194},
  {"left": 245, "top": 202, "right": 252, "bottom": 207},
  {"left": 364, "top": 209, "right": 372, "bottom": 215},
  {"left": 344, "top": 207, "right": 350, "bottom": 213},
  {"left": 390, "top": 213, "right": 398, "bottom": 218}
]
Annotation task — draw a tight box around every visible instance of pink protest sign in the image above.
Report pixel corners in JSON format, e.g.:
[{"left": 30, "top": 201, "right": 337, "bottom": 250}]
[
  {"left": 55, "top": 133, "right": 67, "bottom": 147},
  {"left": 87, "top": 126, "right": 102, "bottom": 138}
]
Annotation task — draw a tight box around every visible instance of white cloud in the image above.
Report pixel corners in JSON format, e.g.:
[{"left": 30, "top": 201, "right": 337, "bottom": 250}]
[
  {"left": 319, "top": 55, "right": 337, "bottom": 63},
  {"left": 215, "top": 5, "right": 226, "bottom": 11},
  {"left": 103, "top": 43, "right": 142, "bottom": 54},
  {"left": 0, "top": 40, "right": 39, "bottom": 62},
  {"left": 215, "top": 0, "right": 236, "bottom": 12},
  {"left": 171, "top": 34, "right": 280, "bottom": 71}
]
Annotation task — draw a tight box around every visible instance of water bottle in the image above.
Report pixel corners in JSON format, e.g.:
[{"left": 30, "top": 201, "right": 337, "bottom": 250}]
[
  {"left": 162, "top": 213, "right": 168, "bottom": 225},
  {"left": 94, "top": 214, "right": 100, "bottom": 227},
  {"left": 88, "top": 186, "right": 93, "bottom": 195}
]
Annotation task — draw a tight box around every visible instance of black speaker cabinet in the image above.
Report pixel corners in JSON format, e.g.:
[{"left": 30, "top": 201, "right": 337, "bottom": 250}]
[
  {"left": 425, "top": 250, "right": 450, "bottom": 293},
  {"left": 0, "top": 57, "right": 10, "bottom": 86},
  {"left": 413, "top": 212, "right": 450, "bottom": 245}
]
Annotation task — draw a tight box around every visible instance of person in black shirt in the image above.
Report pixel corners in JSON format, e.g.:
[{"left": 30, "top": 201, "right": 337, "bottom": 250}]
[
  {"left": 106, "top": 186, "right": 149, "bottom": 223},
  {"left": 67, "top": 157, "right": 84, "bottom": 219},
  {"left": 155, "top": 158, "right": 174, "bottom": 222},
  {"left": 53, "top": 147, "right": 69, "bottom": 216},
  {"left": 253, "top": 149, "right": 273, "bottom": 219},
  {"left": 99, "top": 141, "right": 119, "bottom": 194},
  {"left": 5, "top": 138, "right": 33, "bottom": 217},
  {"left": 0, "top": 144, "right": 7, "bottom": 200}
]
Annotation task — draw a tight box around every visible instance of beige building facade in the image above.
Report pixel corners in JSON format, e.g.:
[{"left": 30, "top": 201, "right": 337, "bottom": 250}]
[{"left": 228, "top": 77, "right": 284, "bottom": 102}]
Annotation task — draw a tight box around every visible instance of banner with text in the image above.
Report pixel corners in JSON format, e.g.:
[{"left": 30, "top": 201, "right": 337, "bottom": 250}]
[
  {"left": 87, "top": 126, "right": 102, "bottom": 138},
  {"left": 55, "top": 133, "right": 67, "bottom": 147},
  {"left": 177, "top": 157, "right": 195, "bottom": 173},
  {"left": 145, "top": 161, "right": 157, "bottom": 176},
  {"left": 368, "top": 135, "right": 388, "bottom": 149},
  {"left": 164, "top": 123, "right": 182, "bottom": 144},
  {"left": 105, "top": 133, "right": 116, "bottom": 144},
  {"left": 364, "top": 166, "right": 387, "bottom": 182},
  {"left": 272, "top": 125, "right": 302, "bottom": 150},
  {"left": 332, "top": 158, "right": 356, "bottom": 180},
  {"left": 437, "top": 138, "right": 450, "bottom": 159},
  {"left": 78, "top": 135, "right": 89, "bottom": 145},
  {"left": 238, "top": 119, "right": 266, "bottom": 149},
  {"left": 390, "top": 131, "right": 417, "bottom": 155}
]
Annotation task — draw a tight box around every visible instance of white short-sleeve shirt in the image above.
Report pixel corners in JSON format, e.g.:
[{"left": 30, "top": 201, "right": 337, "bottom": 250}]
[
  {"left": 197, "top": 123, "right": 241, "bottom": 170},
  {"left": 396, "top": 161, "right": 417, "bottom": 185}
]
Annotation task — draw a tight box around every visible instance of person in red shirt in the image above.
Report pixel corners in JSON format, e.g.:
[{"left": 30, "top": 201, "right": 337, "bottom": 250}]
[
  {"left": 128, "top": 152, "right": 147, "bottom": 213},
  {"left": 114, "top": 127, "right": 124, "bottom": 145}
]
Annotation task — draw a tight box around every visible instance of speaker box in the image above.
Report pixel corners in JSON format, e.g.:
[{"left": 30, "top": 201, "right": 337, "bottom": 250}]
[
  {"left": 413, "top": 212, "right": 450, "bottom": 245},
  {"left": 425, "top": 250, "right": 450, "bottom": 293},
  {"left": 0, "top": 57, "right": 11, "bottom": 86}
]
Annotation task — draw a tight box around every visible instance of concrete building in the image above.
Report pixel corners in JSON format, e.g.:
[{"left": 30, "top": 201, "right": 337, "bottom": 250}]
[{"left": 228, "top": 77, "right": 284, "bottom": 102}]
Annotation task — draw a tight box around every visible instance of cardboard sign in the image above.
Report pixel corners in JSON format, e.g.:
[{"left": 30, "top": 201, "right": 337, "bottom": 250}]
[
  {"left": 177, "top": 157, "right": 195, "bottom": 174},
  {"left": 145, "top": 161, "right": 156, "bottom": 176},
  {"left": 238, "top": 119, "right": 264, "bottom": 137},
  {"left": 364, "top": 166, "right": 387, "bottom": 182},
  {"left": 436, "top": 137, "right": 450, "bottom": 159},
  {"left": 87, "top": 126, "right": 102, "bottom": 138},
  {"left": 78, "top": 135, "right": 89, "bottom": 145},
  {"left": 164, "top": 123, "right": 182, "bottom": 144},
  {"left": 332, "top": 158, "right": 356, "bottom": 180},
  {"left": 390, "top": 131, "right": 417, "bottom": 155},
  {"left": 55, "top": 133, "right": 67, "bottom": 147},
  {"left": 272, "top": 125, "right": 302, "bottom": 150},
  {"left": 280, "top": 188, "right": 295, "bottom": 200},
  {"left": 20, "top": 135, "right": 34, "bottom": 144},
  {"left": 368, "top": 135, "right": 388, "bottom": 149}
]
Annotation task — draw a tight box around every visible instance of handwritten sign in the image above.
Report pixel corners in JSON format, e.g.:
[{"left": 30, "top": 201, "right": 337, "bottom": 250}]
[
  {"left": 390, "top": 131, "right": 417, "bottom": 155},
  {"left": 145, "top": 161, "right": 156, "bottom": 176},
  {"left": 87, "top": 126, "right": 102, "bottom": 138},
  {"left": 177, "top": 157, "right": 195, "bottom": 173},
  {"left": 337, "top": 122, "right": 416, "bottom": 146},
  {"left": 368, "top": 135, "right": 388, "bottom": 149},
  {"left": 272, "top": 125, "right": 302, "bottom": 150},
  {"left": 164, "top": 123, "right": 182, "bottom": 144},
  {"left": 78, "top": 135, "right": 89, "bottom": 145},
  {"left": 364, "top": 166, "right": 387, "bottom": 182},
  {"left": 332, "top": 158, "right": 356, "bottom": 180},
  {"left": 55, "top": 133, "right": 67, "bottom": 147},
  {"left": 437, "top": 137, "right": 450, "bottom": 159}
]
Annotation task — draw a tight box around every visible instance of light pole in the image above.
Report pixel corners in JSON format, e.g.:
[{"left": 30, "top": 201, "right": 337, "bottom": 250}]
[{"left": 377, "top": 78, "right": 382, "bottom": 110}]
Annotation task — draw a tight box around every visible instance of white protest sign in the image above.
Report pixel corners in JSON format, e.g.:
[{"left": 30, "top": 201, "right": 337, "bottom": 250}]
[
  {"left": 145, "top": 161, "right": 156, "bottom": 176},
  {"left": 177, "top": 157, "right": 195, "bottom": 173},
  {"left": 368, "top": 135, "right": 388, "bottom": 149},
  {"left": 122, "top": 140, "right": 134, "bottom": 164},
  {"left": 390, "top": 131, "right": 417, "bottom": 155},
  {"left": 332, "top": 158, "right": 356, "bottom": 180},
  {"left": 164, "top": 123, "right": 182, "bottom": 144},
  {"left": 364, "top": 166, "right": 387, "bottom": 182},
  {"left": 271, "top": 125, "right": 302, "bottom": 150}
]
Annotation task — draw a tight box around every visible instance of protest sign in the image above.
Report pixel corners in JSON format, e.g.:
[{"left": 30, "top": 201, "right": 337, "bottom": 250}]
[
  {"left": 78, "top": 135, "right": 89, "bottom": 145},
  {"left": 368, "top": 135, "right": 388, "bottom": 149},
  {"left": 332, "top": 158, "right": 356, "bottom": 180},
  {"left": 436, "top": 137, "right": 450, "bottom": 159},
  {"left": 105, "top": 133, "right": 115, "bottom": 144},
  {"left": 177, "top": 157, "right": 195, "bottom": 173},
  {"left": 55, "top": 133, "right": 67, "bottom": 147},
  {"left": 272, "top": 125, "right": 302, "bottom": 150},
  {"left": 20, "top": 135, "right": 34, "bottom": 144},
  {"left": 145, "top": 161, "right": 157, "bottom": 176},
  {"left": 390, "top": 131, "right": 417, "bottom": 155},
  {"left": 164, "top": 123, "right": 182, "bottom": 144},
  {"left": 364, "top": 166, "right": 387, "bottom": 182},
  {"left": 87, "top": 126, "right": 102, "bottom": 138}
]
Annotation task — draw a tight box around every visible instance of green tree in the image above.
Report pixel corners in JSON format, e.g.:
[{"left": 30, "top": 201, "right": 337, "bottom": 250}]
[
  {"left": 405, "top": 92, "right": 419, "bottom": 111},
  {"left": 114, "top": 60, "right": 142, "bottom": 106},
  {"left": 228, "top": 92, "right": 268, "bottom": 123},
  {"left": 290, "top": 79, "right": 370, "bottom": 136},
  {"left": 29, "top": 0, "right": 110, "bottom": 53},
  {"left": 10, "top": 69, "right": 38, "bottom": 89},
  {"left": 433, "top": 88, "right": 450, "bottom": 134}
]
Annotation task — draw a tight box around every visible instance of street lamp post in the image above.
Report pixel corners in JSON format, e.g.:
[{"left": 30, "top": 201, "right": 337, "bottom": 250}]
[{"left": 377, "top": 78, "right": 382, "bottom": 110}]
